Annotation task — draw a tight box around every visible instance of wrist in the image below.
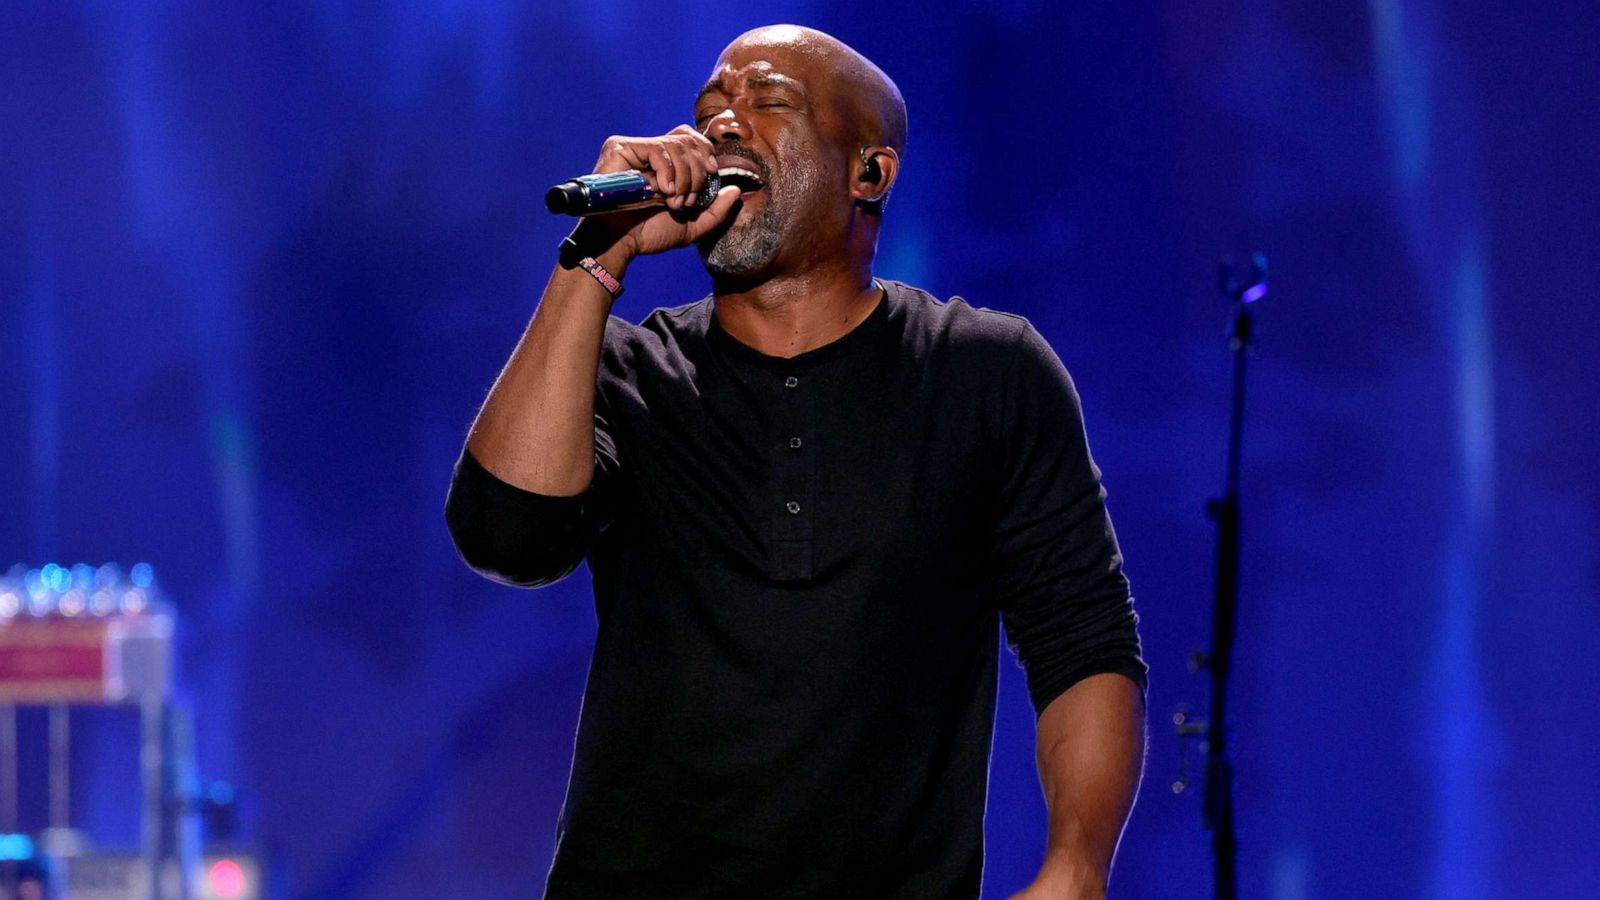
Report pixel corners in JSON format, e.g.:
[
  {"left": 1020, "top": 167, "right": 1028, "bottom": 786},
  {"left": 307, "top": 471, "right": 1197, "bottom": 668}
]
[
  {"left": 591, "top": 236, "right": 636, "bottom": 278},
  {"left": 564, "top": 220, "right": 636, "bottom": 274},
  {"left": 557, "top": 227, "right": 633, "bottom": 300},
  {"left": 1034, "top": 849, "right": 1108, "bottom": 897}
]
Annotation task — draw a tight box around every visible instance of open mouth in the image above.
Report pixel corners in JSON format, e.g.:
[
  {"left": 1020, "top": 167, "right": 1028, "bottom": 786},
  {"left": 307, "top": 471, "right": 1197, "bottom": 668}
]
[{"left": 716, "top": 165, "right": 765, "bottom": 193}]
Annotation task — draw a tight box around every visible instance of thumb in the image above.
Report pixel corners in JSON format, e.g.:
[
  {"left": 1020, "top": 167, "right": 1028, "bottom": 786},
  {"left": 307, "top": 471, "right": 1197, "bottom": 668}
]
[{"left": 683, "top": 186, "right": 744, "bottom": 240}]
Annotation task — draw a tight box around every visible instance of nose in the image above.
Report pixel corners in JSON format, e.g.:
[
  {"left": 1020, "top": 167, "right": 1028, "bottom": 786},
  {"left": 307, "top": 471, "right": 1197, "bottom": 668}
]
[{"left": 703, "top": 109, "right": 747, "bottom": 143}]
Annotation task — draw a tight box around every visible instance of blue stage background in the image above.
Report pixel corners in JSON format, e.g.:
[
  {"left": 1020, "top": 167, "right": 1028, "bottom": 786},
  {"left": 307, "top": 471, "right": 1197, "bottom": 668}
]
[{"left": 3, "top": 1, "right": 1596, "bottom": 897}]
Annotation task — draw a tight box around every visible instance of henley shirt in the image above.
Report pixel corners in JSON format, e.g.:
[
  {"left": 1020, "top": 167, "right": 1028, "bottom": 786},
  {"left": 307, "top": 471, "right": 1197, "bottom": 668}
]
[{"left": 445, "top": 279, "right": 1147, "bottom": 899}]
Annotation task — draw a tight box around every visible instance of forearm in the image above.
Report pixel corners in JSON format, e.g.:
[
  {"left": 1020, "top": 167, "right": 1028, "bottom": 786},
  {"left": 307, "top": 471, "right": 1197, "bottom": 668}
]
[
  {"left": 1030, "top": 672, "right": 1146, "bottom": 896},
  {"left": 465, "top": 126, "right": 742, "bottom": 496},
  {"left": 465, "top": 237, "right": 633, "bottom": 496}
]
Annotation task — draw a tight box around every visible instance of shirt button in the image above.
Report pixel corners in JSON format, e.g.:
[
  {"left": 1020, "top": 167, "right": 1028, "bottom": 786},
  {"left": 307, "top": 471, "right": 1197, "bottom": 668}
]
[
  {"left": 783, "top": 375, "right": 799, "bottom": 388},
  {"left": 789, "top": 437, "right": 803, "bottom": 449},
  {"left": 785, "top": 501, "right": 802, "bottom": 514}
]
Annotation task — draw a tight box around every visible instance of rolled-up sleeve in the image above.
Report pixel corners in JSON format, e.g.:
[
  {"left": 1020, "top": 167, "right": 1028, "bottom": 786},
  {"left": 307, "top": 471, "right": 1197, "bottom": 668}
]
[
  {"left": 989, "top": 321, "right": 1148, "bottom": 717},
  {"left": 444, "top": 412, "right": 621, "bottom": 588}
]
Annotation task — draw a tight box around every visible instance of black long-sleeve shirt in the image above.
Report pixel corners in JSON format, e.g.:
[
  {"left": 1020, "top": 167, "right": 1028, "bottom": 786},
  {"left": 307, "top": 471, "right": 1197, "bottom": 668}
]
[{"left": 445, "top": 279, "right": 1146, "bottom": 899}]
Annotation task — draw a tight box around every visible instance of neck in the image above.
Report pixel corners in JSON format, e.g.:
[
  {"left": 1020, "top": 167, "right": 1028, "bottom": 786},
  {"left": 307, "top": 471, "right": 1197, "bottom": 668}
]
[{"left": 711, "top": 251, "right": 882, "bottom": 359}]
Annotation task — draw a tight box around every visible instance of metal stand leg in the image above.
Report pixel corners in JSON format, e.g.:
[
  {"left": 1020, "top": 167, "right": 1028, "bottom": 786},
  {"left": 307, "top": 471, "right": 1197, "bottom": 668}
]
[
  {"left": 41, "top": 704, "right": 75, "bottom": 899},
  {"left": 47, "top": 706, "right": 70, "bottom": 831},
  {"left": 141, "top": 698, "right": 164, "bottom": 900},
  {"left": 170, "top": 705, "right": 198, "bottom": 900},
  {"left": 0, "top": 705, "right": 15, "bottom": 833}
]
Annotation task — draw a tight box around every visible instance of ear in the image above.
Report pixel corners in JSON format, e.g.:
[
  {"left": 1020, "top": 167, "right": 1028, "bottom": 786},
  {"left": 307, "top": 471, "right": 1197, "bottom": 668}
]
[{"left": 852, "top": 145, "right": 900, "bottom": 214}]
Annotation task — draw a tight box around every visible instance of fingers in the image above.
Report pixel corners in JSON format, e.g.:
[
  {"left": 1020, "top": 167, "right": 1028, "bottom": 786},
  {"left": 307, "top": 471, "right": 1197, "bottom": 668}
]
[
  {"left": 598, "top": 136, "right": 647, "bottom": 174},
  {"left": 682, "top": 185, "right": 744, "bottom": 240},
  {"left": 662, "top": 131, "right": 715, "bottom": 211},
  {"left": 646, "top": 146, "right": 676, "bottom": 197},
  {"left": 681, "top": 149, "right": 707, "bottom": 208},
  {"left": 599, "top": 138, "right": 679, "bottom": 200},
  {"left": 663, "top": 145, "right": 691, "bottom": 211},
  {"left": 674, "top": 126, "right": 719, "bottom": 198},
  {"left": 596, "top": 129, "right": 721, "bottom": 213}
]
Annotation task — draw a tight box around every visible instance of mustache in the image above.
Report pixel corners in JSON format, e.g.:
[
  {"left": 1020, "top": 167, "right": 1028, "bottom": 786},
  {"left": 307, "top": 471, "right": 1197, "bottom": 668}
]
[{"left": 715, "top": 142, "right": 771, "bottom": 184}]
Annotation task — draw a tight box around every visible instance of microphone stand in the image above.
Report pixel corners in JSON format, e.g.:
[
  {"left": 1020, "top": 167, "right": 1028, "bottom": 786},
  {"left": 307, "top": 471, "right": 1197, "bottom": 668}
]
[{"left": 1194, "top": 253, "right": 1267, "bottom": 900}]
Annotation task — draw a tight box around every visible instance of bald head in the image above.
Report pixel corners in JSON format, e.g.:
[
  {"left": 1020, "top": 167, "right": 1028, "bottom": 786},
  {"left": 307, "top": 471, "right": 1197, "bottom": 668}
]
[
  {"left": 718, "top": 25, "right": 907, "bottom": 155},
  {"left": 692, "top": 25, "right": 906, "bottom": 281}
]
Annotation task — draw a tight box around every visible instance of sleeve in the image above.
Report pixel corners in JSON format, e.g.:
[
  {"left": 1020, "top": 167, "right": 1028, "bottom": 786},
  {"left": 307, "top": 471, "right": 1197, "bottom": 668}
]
[
  {"left": 988, "top": 320, "right": 1148, "bottom": 717},
  {"left": 443, "top": 409, "right": 622, "bottom": 588}
]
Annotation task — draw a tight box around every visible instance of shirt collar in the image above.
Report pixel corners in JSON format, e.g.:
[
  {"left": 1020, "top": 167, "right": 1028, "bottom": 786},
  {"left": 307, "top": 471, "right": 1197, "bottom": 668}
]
[{"left": 705, "top": 279, "right": 896, "bottom": 371}]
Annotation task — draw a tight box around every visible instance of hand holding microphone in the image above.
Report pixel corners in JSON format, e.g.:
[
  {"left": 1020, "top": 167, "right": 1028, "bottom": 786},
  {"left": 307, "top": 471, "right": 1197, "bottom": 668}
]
[
  {"left": 546, "top": 169, "right": 724, "bottom": 217},
  {"left": 558, "top": 126, "right": 746, "bottom": 263}
]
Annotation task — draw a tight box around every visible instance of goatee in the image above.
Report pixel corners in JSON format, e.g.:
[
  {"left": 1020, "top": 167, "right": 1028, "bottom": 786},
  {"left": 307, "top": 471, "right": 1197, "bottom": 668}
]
[
  {"left": 696, "top": 141, "right": 782, "bottom": 277},
  {"left": 699, "top": 197, "right": 783, "bottom": 277}
]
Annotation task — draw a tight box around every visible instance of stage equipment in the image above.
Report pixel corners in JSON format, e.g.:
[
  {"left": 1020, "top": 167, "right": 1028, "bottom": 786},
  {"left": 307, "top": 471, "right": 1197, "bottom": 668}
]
[
  {"left": 545, "top": 165, "right": 763, "bottom": 216},
  {"left": 1, "top": 845, "right": 263, "bottom": 900},
  {"left": 0, "top": 563, "right": 202, "bottom": 900},
  {"left": 1172, "top": 253, "right": 1267, "bottom": 900}
]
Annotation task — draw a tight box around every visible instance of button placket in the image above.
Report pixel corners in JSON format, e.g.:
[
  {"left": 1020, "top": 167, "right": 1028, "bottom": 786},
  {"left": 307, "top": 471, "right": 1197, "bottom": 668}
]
[{"left": 769, "top": 369, "right": 815, "bottom": 580}]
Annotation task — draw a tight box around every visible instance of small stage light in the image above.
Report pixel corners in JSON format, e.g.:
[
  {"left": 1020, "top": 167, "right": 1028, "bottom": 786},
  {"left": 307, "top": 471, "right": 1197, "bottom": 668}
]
[{"left": 209, "top": 858, "right": 247, "bottom": 898}]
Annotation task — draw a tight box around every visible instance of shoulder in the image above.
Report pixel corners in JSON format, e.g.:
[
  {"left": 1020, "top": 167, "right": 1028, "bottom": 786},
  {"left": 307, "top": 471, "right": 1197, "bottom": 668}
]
[
  {"left": 883, "top": 279, "right": 1046, "bottom": 371},
  {"left": 597, "top": 296, "right": 713, "bottom": 379}
]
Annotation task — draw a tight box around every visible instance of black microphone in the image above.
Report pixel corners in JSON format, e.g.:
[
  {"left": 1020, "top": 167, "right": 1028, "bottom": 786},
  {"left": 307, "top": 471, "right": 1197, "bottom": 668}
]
[{"left": 546, "top": 169, "right": 721, "bottom": 217}]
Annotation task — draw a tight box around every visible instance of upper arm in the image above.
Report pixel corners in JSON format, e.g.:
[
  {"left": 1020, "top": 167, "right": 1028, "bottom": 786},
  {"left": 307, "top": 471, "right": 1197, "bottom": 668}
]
[
  {"left": 987, "top": 320, "right": 1148, "bottom": 716},
  {"left": 444, "top": 404, "right": 623, "bottom": 588}
]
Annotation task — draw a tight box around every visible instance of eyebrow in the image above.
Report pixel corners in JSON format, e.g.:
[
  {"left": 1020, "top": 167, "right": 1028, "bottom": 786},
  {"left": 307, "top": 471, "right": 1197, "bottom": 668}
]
[{"left": 695, "top": 72, "right": 806, "bottom": 107}]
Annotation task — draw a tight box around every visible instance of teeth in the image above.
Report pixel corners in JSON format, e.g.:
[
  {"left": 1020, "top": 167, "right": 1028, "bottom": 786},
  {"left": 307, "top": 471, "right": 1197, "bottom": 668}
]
[{"left": 717, "top": 166, "right": 764, "bottom": 186}]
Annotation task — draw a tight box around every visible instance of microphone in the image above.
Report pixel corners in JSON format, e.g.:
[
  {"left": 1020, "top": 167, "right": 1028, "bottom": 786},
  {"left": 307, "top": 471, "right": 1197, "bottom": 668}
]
[{"left": 546, "top": 169, "right": 721, "bottom": 217}]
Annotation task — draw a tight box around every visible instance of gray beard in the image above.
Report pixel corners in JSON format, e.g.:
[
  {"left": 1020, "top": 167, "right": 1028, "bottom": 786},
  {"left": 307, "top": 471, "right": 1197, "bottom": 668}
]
[{"left": 699, "top": 195, "right": 783, "bottom": 278}]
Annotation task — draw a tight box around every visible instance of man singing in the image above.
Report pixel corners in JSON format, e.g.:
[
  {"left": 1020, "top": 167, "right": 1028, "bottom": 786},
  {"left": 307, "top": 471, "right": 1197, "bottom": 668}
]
[{"left": 445, "top": 24, "right": 1148, "bottom": 900}]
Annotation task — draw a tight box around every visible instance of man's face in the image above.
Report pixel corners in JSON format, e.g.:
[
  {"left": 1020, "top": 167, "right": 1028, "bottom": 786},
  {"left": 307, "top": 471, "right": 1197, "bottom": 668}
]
[{"left": 691, "top": 38, "right": 853, "bottom": 278}]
